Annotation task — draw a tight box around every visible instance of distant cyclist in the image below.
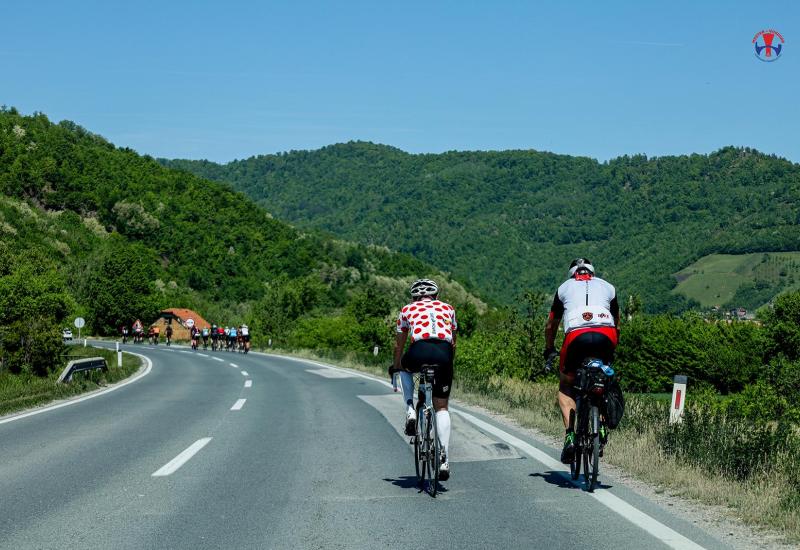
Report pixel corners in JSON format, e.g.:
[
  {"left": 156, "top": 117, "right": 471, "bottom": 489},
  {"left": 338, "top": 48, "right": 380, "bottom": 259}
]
[
  {"left": 544, "top": 258, "right": 620, "bottom": 464},
  {"left": 190, "top": 325, "right": 201, "bottom": 350},
  {"left": 165, "top": 324, "right": 173, "bottom": 346},
  {"left": 228, "top": 325, "right": 238, "bottom": 351},
  {"left": 121, "top": 325, "right": 129, "bottom": 344},
  {"left": 240, "top": 324, "right": 250, "bottom": 353},
  {"left": 201, "top": 326, "right": 210, "bottom": 349},
  {"left": 393, "top": 279, "right": 457, "bottom": 481},
  {"left": 210, "top": 323, "right": 219, "bottom": 350},
  {"left": 153, "top": 325, "right": 160, "bottom": 345}
]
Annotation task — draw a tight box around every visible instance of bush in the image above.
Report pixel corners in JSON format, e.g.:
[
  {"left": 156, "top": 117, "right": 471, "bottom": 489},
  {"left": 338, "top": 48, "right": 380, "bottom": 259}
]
[{"left": 0, "top": 245, "right": 72, "bottom": 375}]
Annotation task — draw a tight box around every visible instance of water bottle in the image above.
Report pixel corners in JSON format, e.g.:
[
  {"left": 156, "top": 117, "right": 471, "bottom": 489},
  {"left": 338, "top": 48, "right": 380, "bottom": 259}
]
[{"left": 601, "top": 364, "right": 615, "bottom": 377}]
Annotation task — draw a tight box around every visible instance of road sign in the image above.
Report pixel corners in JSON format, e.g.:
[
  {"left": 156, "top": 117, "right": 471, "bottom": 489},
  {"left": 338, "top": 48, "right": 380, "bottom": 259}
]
[
  {"left": 74, "top": 317, "right": 85, "bottom": 341},
  {"left": 186, "top": 318, "right": 195, "bottom": 328}
]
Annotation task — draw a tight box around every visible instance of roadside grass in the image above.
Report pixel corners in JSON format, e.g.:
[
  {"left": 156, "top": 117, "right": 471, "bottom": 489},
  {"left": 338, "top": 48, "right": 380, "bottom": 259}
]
[
  {"left": 0, "top": 345, "right": 142, "bottom": 417},
  {"left": 267, "top": 346, "right": 800, "bottom": 544}
]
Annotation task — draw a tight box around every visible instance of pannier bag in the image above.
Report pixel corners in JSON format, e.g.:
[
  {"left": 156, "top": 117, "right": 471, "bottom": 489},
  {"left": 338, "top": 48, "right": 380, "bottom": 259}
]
[{"left": 603, "top": 378, "right": 625, "bottom": 429}]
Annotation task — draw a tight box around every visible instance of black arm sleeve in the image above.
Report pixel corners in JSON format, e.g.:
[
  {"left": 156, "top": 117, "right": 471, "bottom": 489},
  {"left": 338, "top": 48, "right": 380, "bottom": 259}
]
[
  {"left": 550, "top": 292, "right": 564, "bottom": 318},
  {"left": 610, "top": 296, "right": 620, "bottom": 324}
]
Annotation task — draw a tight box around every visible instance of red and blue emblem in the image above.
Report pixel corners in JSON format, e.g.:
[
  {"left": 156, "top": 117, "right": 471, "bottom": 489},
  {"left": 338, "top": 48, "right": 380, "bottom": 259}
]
[{"left": 753, "top": 29, "right": 784, "bottom": 62}]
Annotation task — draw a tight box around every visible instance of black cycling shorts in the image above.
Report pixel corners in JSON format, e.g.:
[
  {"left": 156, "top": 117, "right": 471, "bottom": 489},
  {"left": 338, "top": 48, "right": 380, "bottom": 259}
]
[
  {"left": 561, "top": 328, "right": 617, "bottom": 374},
  {"left": 401, "top": 339, "right": 454, "bottom": 399}
]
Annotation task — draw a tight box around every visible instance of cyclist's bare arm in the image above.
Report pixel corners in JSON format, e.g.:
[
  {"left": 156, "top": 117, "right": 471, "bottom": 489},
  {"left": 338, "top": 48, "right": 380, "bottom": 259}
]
[
  {"left": 393, "top": 329, "right": 408, "bottom": 371},
  {"left": 545, "top": 293, "right": 564, "bottom": 352}
]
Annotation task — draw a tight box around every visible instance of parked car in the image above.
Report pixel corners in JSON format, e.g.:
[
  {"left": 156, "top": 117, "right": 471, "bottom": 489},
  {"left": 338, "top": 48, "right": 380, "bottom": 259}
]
[{"left": 62, "top": 328, "right": 73, "bottom": 341}]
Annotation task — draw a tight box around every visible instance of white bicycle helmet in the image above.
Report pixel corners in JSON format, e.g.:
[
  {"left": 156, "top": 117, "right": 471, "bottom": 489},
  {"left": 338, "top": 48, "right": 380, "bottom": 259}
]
[
  {"left": 568, "top": 258, "right": 595, "bottom": 278},
  {"left": 410, "top": 278, "right": 439, "bottom": 298}
]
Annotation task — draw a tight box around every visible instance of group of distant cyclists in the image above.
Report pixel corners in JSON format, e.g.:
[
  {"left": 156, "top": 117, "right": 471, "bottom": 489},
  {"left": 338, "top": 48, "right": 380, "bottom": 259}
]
[
  {"left": 392, "top": 258, "right": 620, "bottom": 483},
  {"left": 189, "top": 324, "right": 251, "bottom": 353},
  {"left": 120, "top": 320, "right": 173, "bottom": 346},
  {"left": 119, "top": 321, "right": 250, "bottom": 352}
]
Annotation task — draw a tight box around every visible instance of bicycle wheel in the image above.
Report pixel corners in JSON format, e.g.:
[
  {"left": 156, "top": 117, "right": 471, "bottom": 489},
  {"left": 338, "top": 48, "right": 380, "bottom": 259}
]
[
  {"left": 427, "top": 409, "right": 441, "bottom": 497},
  {"left": 571, "top": 445, "right": 582, "bottom": 480},
  {"left": 414, "top": 404, "right": 425, "bottom": 486},
  {"left": 587, "top": 406, "right": 601, "bottom": 492}
]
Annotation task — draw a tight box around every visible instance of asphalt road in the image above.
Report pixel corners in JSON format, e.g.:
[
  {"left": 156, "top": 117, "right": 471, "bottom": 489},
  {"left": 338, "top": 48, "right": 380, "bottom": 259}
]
[{"left": 0, "top": 343, "right": 730, "bottom": 549}]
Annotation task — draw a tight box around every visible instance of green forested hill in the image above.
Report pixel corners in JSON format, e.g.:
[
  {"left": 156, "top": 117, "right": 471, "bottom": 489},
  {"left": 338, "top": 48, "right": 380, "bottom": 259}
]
[
  {"left": 0, "top": 109, "right": 480, "bottom": 373},
  {"left": 164, "top": 143, "right": 800, "bottom": 311}
]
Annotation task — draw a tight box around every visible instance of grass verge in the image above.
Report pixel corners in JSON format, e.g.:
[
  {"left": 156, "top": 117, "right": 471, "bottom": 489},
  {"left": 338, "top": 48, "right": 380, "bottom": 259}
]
[
  {"left": 266, "top": 346, "right": 799, "bottom": 544},
  {"left": 0, "top": 345, "right": 142, "bottom": 417}
]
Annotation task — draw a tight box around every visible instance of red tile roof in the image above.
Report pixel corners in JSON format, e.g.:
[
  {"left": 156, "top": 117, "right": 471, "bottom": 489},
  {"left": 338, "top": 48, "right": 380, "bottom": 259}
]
[{"left": 159, "top": 308, "right": 211, "bottom": 329}]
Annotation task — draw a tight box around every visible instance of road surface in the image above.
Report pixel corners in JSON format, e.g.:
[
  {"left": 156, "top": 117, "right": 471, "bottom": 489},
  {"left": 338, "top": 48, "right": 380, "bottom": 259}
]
[{"left": 0, "top": 343, "right": 729, "bottom": 549}]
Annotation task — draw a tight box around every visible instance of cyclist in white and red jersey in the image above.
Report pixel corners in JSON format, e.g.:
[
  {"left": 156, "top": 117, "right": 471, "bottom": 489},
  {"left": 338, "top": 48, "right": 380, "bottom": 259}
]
[
  {"left": 544, "top": 258, "right": 620, "bottom": 464},
  {"left": 393, "top": 279, "right": 457, "bottom": 481}
]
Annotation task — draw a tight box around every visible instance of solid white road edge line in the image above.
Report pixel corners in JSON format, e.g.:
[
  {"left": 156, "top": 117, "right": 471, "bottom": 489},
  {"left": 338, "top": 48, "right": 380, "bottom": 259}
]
[
  {"left": 453, "top": 409, "right": 705, "bottom": 550},
  {"left": 0, "top": 351, "right": 154, "bottom": 426},
  {"left": 240, "top": 371, "right": 248, "bottom": 376},
  {"left": 244, "top": 380, "right": 252, "bottom": 388},
  {"left": 230, "top": 399, "right": 247, "bottom": 411},
  {"left": 152, "top": 437, "right": 213, "bottom": 477},
  {"left": 264, "top": 353, "right": 706, "bottom": 550}
]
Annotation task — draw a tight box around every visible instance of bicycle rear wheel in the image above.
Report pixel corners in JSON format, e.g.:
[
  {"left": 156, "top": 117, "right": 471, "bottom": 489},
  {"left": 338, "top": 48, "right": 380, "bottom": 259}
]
[
  {"left": 427, "top": 409, "right": 441, "bottom": 497},
  {"left": 414, "top": 404, "right": 425, "bottom": 486},
  {"left": 587, "top": 406, "right": 601, "bottom": 492}
]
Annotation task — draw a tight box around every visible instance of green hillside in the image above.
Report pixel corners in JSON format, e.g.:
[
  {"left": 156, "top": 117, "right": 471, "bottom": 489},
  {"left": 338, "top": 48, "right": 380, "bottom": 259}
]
[
  {"left": 164, "top": 143, "right": 800, "bottom": 312},
  {"left": 0, "top": 109, "right": 481, "bottom": 374},
  {"left": 673, "top": 252, "right": 800, "bottom": 310}
]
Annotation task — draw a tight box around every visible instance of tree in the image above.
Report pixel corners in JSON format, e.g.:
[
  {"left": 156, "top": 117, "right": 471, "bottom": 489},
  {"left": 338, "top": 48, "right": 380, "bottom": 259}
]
[
  {"left": 84, "top": 242, "right": 163, "bottom": 334},
  {"left": 0, "top": 245, "right": 73, "bottom": 375}
]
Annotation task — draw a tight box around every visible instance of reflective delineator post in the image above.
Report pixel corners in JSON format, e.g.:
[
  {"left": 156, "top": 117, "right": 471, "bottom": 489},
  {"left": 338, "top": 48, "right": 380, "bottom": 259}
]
[
  {"left": 669, "top": 375, "right": 688, "bottom": 424},
  {"left": 117, "top": 350, "right": 122, "bottom": 368},
  {"left": 373, "top": 345, "right": 379, "bottom": 356}
]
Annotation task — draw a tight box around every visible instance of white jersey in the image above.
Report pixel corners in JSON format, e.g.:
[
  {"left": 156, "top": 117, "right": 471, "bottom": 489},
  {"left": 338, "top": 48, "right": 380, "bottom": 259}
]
[
  {"left": 554, "top": 276, "right": 617, "bottom": 333},
  {"left": 241, "top": 327, "right": 249, "bottom": 336}
]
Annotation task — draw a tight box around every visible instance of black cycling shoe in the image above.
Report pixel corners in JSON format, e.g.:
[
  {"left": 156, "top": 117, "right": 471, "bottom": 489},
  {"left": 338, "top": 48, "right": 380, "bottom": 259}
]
[
  {"left": 561, "top": 432, "right": 576, "bottom": 465},
  {"left": 439, "top": 456, "right": 450, "bottom": 481},
  {"left": 404, "top": 409, "right": 417, "bottom": 436}
]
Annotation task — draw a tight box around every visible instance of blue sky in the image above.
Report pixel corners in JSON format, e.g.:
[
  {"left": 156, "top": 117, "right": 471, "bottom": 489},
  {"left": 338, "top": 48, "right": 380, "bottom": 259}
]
[{"left": 2, "top": 1, "right": 798, "bottom": 162}]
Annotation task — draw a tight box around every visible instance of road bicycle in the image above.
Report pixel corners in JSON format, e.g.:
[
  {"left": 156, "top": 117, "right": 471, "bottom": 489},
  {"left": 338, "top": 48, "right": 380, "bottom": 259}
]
[
  {"left": 391, "top": 365, "right": 443, "bottom": 497},
  {"left": 569, "top": 358, "right": 614, "bottom": 492}
]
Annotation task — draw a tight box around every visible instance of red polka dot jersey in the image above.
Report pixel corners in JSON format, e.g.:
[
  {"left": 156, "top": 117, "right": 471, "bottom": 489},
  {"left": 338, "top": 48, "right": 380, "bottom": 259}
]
[{"left": 396, "top": 298, "right": 457, "bottom": 344}]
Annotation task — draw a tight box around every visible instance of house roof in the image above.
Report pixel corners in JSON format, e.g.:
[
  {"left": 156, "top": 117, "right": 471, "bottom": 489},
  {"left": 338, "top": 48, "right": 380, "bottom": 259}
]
[{"left": 160, "top": 308, "right": 211, "bottom": 329}]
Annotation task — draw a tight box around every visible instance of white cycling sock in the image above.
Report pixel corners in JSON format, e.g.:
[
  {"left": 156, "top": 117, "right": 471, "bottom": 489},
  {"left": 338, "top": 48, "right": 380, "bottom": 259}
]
[
  {"left": 399, "top": 371, "right": 414, "bottom": 410},
  {"left": 436, "top": 410, "right": 451, "bottom": 460}
]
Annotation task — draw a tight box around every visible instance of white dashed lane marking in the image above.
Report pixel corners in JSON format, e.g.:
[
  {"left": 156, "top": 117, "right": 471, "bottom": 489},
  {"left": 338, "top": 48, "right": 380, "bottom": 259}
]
[{"left": 152, "top": 438, "right": 212, "bottom": 477}]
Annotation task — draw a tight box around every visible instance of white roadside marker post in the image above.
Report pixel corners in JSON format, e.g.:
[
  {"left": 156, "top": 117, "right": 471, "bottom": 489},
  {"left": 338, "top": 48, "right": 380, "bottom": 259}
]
[
  {"left": 373, "top": 345, "right": 379, "bottom": 356},
  {"left": 669, "top": 375, "right": 687, "bottom": 424},
  {"left": 116, "top": 342, "right": 121, "bottom": 367}
]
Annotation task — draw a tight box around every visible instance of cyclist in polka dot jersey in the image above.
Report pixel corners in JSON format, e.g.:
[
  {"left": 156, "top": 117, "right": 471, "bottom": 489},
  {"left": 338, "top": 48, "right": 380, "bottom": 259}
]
[{"left": 393, "top": 279, "right": 457, "bottom": 481}]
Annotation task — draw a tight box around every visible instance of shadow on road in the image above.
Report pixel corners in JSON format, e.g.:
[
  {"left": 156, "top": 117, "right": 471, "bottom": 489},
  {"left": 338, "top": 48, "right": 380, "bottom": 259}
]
[
  {"left": 529, "top": 471, "right": 614, "bottom": 491},
  {"left": 383, "top": 476, "right": 448, "bottom": 494}
]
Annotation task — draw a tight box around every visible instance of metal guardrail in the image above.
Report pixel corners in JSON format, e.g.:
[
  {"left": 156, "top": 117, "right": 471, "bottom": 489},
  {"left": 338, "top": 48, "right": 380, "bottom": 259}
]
[{"left": 57, "top": 357, "right": 108, "bottom": 384}]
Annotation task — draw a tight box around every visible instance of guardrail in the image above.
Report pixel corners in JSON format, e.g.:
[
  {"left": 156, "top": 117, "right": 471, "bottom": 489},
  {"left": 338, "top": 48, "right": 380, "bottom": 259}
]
[{"left": 57, "top": 357, "right": 108, "bottom": 383}]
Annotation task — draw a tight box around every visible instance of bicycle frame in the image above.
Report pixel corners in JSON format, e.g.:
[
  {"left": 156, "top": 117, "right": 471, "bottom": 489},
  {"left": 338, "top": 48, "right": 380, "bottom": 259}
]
[{"left": 570, "top": 360, "right": 612, "bottom": 492}]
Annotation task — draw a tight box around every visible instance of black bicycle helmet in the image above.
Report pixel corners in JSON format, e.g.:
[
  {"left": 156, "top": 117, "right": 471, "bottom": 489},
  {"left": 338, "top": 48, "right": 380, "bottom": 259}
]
[{"left": 410, "top": 278, "right": 439, "bottom": 298}]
